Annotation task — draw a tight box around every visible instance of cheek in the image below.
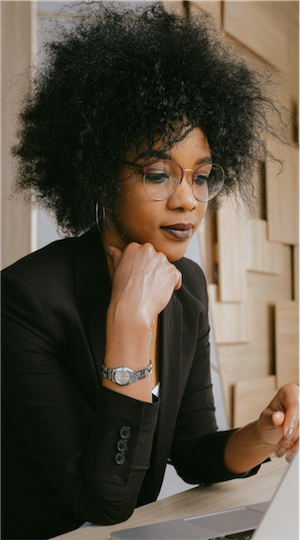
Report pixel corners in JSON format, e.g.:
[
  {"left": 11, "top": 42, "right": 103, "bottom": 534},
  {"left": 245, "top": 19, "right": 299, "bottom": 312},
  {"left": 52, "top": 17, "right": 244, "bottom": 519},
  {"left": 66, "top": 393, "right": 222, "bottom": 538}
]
[{"left": 197, "top": 202, "right": 208, "bottom": 222}]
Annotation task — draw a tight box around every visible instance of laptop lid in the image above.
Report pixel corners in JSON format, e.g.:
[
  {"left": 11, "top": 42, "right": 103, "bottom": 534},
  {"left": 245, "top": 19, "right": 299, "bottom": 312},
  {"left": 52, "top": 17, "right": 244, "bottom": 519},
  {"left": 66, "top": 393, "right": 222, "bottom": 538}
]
[{"left": 252, "top": 450, "right": 299, "bottom": 540}]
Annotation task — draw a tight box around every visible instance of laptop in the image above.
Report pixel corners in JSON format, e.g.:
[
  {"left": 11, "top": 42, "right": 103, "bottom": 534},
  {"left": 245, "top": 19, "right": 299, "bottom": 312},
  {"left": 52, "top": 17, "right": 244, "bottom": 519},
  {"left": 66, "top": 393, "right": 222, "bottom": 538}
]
[{"left": 110, "top": 450, "right": 298, "bottom": 540}]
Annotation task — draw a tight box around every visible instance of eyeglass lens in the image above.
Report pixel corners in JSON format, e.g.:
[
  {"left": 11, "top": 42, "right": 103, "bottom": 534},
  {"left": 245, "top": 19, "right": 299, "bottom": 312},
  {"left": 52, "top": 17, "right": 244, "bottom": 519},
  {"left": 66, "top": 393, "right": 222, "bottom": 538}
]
[{"left": 143, "top": 160, "right": 224, "bottom": 201}]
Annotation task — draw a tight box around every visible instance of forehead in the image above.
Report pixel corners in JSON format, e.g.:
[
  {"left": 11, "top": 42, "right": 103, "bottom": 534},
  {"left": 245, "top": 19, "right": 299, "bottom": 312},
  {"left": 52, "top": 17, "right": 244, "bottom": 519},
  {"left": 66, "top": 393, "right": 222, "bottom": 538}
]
[
  {"left": 126, "top": 126, "right": 211, "bottom": 163},
  {"left": 170, "top": 128, "right": 211, "bottom": 160}
]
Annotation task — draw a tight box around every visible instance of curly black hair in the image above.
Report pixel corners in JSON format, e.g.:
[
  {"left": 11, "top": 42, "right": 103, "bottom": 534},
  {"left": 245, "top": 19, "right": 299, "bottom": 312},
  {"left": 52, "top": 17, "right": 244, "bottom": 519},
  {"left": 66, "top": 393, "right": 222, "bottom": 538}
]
[{"left": 13, "top": 1, "right": 281, "bottom": 235}]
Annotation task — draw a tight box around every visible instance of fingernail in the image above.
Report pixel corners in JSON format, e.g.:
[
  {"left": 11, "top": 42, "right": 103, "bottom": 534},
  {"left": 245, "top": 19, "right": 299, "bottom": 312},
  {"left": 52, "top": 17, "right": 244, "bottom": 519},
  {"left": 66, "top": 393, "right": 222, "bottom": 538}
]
[
  {"left": 105, "top": 246, "right": 113, "bottom": 257},
  {"left": 286, "top": 451, "right": 292, "bottom": 463},
  {"left": 285, "top": 426, "right": 293, "bottom": 440},
  {"left": 276, "top": 447, "right": 287, "bottom": 458}
]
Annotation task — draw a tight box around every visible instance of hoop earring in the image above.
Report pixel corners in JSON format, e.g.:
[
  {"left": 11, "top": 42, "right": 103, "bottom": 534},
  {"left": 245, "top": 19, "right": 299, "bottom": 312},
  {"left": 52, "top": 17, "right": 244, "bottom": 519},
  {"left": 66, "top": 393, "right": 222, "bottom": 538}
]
[{"left": 95, "top": 202, "right": 106, "bottom": 232}]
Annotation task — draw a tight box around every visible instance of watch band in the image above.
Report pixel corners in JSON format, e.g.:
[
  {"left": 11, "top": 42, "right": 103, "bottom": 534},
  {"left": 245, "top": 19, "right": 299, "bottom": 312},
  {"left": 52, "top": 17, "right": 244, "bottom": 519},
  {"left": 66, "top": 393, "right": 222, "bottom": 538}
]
[{"left": 101, "top": 361, "right": 152, "bottom": 386}]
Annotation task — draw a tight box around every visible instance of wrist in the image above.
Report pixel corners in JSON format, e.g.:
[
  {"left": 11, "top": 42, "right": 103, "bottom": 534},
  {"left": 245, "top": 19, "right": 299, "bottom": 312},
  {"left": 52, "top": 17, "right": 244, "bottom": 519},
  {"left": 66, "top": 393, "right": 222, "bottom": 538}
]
[
  {"left": 107, "top": 299, "right": 153, "bottom": 332},
  {"left": 101, "top": 361, "right": 152, "bottom": 386},
  {"left": 105, "top": 305, "right": 152, "bottom": 371}
]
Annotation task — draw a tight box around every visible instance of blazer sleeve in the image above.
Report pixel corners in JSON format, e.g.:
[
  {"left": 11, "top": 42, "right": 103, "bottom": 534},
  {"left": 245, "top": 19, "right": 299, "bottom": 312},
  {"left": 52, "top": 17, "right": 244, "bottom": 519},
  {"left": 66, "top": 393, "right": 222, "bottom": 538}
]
[
  {"left": 2, "top": 269, "right": 160, "bottom": 525},
  {"left": 169, "top": 262, "right": 261, "bottom": 484}
]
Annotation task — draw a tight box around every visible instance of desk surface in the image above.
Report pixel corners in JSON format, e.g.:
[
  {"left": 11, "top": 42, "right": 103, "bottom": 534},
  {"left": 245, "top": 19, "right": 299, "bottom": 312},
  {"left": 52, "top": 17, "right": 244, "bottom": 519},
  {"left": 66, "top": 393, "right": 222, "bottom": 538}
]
[{"left": 53, "top": 456, "right": 288, "bottom": 540}]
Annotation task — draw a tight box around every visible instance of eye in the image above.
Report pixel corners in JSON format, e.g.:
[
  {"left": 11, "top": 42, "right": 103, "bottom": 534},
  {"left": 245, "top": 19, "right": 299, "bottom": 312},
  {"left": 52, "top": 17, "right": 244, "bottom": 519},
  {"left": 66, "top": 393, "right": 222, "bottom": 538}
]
[
  {"left": 194, "top": 173, "right": 209, "bottom": 186},
  {"left": 145, "top": 171, "right": 169, "bottom": 183},
  {"left": 144, "top": 163, "right": 171, "bottom": 184}
]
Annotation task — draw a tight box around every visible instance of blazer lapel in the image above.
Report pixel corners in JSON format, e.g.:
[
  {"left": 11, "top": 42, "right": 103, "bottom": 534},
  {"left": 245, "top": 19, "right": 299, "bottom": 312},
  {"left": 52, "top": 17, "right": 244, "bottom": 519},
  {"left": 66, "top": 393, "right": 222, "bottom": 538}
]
[
  {"left": 74, "top": 228, "right": 112, "bottom": 405},
  {"left": 138, "top": 292, "right": 183, "bottom": 505},
  {"left": 158, "top": 293, "right": 183, "bottom": 427}
]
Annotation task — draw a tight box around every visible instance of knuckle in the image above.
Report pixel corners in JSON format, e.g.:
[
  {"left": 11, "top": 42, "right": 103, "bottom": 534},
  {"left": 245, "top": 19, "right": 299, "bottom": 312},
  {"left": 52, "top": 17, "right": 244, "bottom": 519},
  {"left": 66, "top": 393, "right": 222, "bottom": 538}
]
[
  {"left": 144, "top": 242, "right": 155, "bottom": 255},
  {"left": 126, "top": 242, "right": 138, "bottom": 253}
]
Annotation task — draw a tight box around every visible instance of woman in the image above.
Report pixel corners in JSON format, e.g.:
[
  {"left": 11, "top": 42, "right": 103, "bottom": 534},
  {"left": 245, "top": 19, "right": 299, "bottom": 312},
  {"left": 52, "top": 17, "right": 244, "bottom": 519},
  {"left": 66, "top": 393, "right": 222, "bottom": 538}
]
[{"left": 2, "top": 3, "right": 298, "bottom": 539}]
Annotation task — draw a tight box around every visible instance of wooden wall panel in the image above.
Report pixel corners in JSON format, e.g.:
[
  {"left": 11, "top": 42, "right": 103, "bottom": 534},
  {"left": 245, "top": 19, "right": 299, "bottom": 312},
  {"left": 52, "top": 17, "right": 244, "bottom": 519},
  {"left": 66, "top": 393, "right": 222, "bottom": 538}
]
[
  {"left": 245, "top": 219, "right": 285, "bottom": 275},
  {"left": 275, "top": 301, "right": 299, "bottom": 388},
  {"left": 1, "top": 1, "right": 35, "bottom": 269},
  {"left": 208, "top": 284, "right": 250, "bottom": 344},
  {"left": 173, "top": 1, "right": 298, "bottom": 428},
  {"left": 266, "top": 140, "right": 299, "bottom": 246},
  {"left": 189, "top": 1, "right": 221, "bottom": 24},
  {"left": 216, "top": 245, "right": 292, "bottom": 421},
  {"left": 217, "top": 195, "right": 247, "bottom": 302},
  {"left": 296, "top": 89, "right": 300, "bottom": 144},
  {"left": 223, "top": 1, "right": 287, "bottom": 69},
  {"left": 218, "top": 301, "right": 274, "bottom": 421},
  {"left": 162, "top": 1, "right": 186, "bottom": 17},
  {"left": 197, "top": 212, "right": 218, "bottom": 286},
  {"left": 294, "top": 246, "right": 299, "bottom": 301},
  {"left": 233, "top": 376, "right": 277, "bottom": 428}
]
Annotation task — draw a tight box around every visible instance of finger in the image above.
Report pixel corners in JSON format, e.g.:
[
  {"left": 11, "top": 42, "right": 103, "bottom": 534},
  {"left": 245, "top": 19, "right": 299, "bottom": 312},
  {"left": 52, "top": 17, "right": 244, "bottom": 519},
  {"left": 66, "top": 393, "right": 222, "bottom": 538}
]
[
  {"left": 286, "top": 440, "right": 299, "bottom": 463},
  {"left": 106, "top": 245, "right": 123, "bottom": 271},
  {"left": 265, "top": 385, "right": 299, "bottom": 449},
  {"left": 272, "top": 411, "right": 285, "bottom": 427},
  {"left": 280, "top": 384, "right": 299, "bottom": 445},
  {"left": 174, "top": 270, "right": 182, "bottom": 290}
]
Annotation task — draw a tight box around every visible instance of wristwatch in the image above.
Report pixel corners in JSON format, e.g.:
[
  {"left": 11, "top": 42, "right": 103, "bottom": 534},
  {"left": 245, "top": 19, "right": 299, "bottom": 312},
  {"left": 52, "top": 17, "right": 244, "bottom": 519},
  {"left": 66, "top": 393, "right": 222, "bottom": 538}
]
[{"left": 101, "top": 361, "right": 152, "bottom": 386}]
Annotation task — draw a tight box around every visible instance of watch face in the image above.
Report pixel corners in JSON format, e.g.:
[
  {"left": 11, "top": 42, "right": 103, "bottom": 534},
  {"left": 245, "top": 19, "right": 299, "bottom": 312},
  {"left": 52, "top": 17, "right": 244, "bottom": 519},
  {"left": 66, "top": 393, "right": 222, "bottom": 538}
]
[{"left": 115, "top": 368, "right": 130, "bottom": 385}]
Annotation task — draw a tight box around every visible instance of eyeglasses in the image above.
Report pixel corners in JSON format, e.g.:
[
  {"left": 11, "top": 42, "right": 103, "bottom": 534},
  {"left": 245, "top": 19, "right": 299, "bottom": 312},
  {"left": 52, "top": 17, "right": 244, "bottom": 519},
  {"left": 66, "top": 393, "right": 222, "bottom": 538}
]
[{"left": 123, "top": 159, "right": 224, "bottom": 202}]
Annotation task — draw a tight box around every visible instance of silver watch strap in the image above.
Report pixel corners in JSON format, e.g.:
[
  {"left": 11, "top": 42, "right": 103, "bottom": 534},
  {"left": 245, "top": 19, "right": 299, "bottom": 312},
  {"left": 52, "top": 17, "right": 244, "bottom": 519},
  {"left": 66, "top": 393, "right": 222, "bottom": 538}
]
[{"left": 101, "top": 361, "right": 152, "bottom": 386}]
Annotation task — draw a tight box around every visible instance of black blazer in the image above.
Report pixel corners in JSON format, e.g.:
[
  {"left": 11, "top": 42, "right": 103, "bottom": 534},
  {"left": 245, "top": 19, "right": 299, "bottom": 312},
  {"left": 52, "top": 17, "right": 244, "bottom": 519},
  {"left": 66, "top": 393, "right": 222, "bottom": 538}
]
[{"left": 1, "top": 228, "right": 259, "bottom": 540}]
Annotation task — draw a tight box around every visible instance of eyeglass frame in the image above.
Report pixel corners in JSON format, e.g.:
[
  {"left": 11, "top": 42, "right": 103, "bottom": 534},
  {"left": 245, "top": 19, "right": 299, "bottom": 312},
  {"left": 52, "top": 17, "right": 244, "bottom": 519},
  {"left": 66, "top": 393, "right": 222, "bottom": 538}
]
[{"left": 122, "top": 159, "right": 225, "bottom": 202}]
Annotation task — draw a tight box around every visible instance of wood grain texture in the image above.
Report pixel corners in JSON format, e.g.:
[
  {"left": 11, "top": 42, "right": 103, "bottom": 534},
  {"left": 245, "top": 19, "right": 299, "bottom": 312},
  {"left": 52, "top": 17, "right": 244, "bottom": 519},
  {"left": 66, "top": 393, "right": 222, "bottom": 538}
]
[
  {"left": 189, "top": 1, "right": 221, "bottom": 24},
  {"left": 208, "top": 284, "right": 250, "bottom": 344},
  {"left": 197, "top": 212, "right": 218, "bottom": 285},
  {"left": 223, "top": 1, "right": 287, "bottom": 69},
  {"left": 266, "top": 140, "right": 299, "bottom": 246},
  {"left": 161, "top": 1, "right": 186, "bottom": 17},
  {"left": 217, "top": 195, "right": 247, "bottom": 302},
  {"left": 218, "top": 245, "right": 292, "bottom": 420},
  {"left": 233, "top": 376, "right": 277, "bottom": 428},
  {"left": 245, "top": 218, "right": 285, "bottom": 275},
  {"left": 275, "top": 301, "right": 299, "bottom": 388},
  {"left": 1, "top": 1, "right": 35, "bottom": 269},
  {"left": 295, "top": 87, "right": 300, "bottom": 144},
  {"left": 294, "top": 246, "right": 299, "bottom": 301}
]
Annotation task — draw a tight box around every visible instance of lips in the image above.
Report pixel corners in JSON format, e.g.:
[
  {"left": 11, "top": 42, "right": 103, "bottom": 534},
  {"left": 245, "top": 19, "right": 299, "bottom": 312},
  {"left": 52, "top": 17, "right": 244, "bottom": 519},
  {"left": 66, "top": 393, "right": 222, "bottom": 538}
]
[{"left": 160, "top": 223, "right": 194, "bottom": 240}]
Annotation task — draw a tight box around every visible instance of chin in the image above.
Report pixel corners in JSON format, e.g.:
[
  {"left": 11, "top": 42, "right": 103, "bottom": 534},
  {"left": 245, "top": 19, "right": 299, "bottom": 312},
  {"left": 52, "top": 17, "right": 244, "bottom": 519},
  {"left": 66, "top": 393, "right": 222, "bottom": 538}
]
[{"left": 162, "top": 245, "right": 189, "bottom": 263}]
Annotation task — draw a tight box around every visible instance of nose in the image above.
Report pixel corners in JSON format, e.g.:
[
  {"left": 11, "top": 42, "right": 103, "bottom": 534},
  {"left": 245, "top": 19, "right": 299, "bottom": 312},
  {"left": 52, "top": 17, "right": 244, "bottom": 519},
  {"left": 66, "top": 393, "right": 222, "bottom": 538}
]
[{"left": 167, "top": 171, "right": 198, "bottom": 211}]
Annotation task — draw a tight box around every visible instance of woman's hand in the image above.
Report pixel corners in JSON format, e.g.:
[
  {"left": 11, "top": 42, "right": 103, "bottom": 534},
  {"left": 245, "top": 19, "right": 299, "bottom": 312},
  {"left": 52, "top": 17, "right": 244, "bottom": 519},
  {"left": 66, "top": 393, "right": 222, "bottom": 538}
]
[
  {"left": 106, "top": 242, "right": 182, "bottom": 326},
  {"left": 257, "top": 383, "right": 299, "bottom": 462},
  {"left": 103, "top": 242, "right": 182, "bottom": 401},
  {"left": 224, "top": 383, "right": 299, "bottom": 474}
]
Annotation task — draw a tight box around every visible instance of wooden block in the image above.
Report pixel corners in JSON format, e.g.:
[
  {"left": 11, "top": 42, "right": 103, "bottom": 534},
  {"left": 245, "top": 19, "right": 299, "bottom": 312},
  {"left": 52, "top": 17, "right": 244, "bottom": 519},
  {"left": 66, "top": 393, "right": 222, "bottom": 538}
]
[
  {"left": 247, "top": 245, "right": 292, "bottom": 302},
  {"left": 161, "top": 1, "right": 186, "bottom": 17},
  {"left": 223, "top": 1, "right": 287, "bottom": 70},
  {"left": 233, "top": 376, "right": 277, "bottom": 428},
  {"left": 245, "top": 218, "right": 285, "bottom": 275},
  {"left": 217, "top": 195, "right": 247, "bottom": 302},
  {"left": 294, "top": 246, "right": 299, "bottom": 301},
  {"left": 297, "top": 86, "right": 300, "bottom": 144},
  {"left": 1, "top": 1, "right": 35, "bottom": 269},
  {"left": 208, "top": 284, "right": 250, "bottom": 344},
  {"left": 197, "top": 212, "right": 218, "bottom": 285},
  {"left": 217, "top": 245, "right": 292, "bottom": 424},
  {"left": 189, "top": 1, "right": 221, "bottom": 24},
  {"left": 275, "top": 301, "right": 299, "bottom": 387},
  {"left": 266, "top": 140, "right": 299, "bottom": 246}
]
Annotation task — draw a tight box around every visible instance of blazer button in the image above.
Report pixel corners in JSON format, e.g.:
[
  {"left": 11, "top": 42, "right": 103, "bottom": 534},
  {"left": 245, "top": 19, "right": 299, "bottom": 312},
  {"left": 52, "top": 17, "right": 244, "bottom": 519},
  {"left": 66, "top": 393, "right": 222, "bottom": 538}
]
[
  {"left": 120, "top": 426, "right": 131, "bottom": 439},
  {"left": 115, "top": 452, "right": 126, "bottom": 465},
  {"left": 117, "top": 439, "right": 128, "bottom": 452}
]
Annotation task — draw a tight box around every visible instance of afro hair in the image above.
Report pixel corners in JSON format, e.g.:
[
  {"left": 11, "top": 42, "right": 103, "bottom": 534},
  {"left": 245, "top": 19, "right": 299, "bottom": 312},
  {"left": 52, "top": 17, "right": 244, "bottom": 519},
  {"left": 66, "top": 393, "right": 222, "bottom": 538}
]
[{"left": 13, "top": 1, "right": 282, "bottom": 235}]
